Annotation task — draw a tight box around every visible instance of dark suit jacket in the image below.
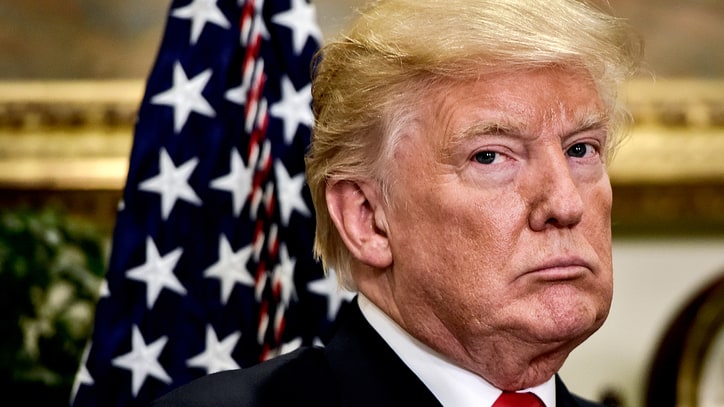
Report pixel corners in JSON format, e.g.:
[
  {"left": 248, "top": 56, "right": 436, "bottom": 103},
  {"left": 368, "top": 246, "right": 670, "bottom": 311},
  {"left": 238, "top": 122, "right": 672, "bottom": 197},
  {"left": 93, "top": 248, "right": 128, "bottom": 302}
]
[{"left": 152, "top": 300, "right": 603, "bottom": 407}]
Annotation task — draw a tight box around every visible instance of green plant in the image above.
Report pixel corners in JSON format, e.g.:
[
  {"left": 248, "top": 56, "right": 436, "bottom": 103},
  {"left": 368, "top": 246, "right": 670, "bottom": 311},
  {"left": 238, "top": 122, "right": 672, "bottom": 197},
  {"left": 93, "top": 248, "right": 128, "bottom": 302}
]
[{"left": 0, "top": 206, "right": 106, "bottom": 403}]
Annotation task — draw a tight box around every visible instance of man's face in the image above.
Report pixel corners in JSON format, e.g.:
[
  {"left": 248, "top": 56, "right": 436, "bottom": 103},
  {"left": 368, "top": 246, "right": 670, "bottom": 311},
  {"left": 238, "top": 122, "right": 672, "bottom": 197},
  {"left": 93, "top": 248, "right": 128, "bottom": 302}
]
[{"left": 381, "top": 67, "right": 613, "bottom": 374}]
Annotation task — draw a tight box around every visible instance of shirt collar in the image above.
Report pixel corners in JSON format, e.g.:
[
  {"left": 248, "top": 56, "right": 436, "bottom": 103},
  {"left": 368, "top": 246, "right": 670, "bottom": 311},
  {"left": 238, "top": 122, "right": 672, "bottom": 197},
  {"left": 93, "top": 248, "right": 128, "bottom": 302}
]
[{"left": 357, "top": 294, "right": 556, "bottom": 407}]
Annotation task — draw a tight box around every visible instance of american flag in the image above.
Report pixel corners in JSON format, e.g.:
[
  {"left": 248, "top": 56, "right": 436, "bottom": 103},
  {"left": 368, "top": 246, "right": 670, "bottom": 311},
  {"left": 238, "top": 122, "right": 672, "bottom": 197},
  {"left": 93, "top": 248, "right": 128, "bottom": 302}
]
[{"left": 71, "top": 0, "right": 353, "bottom": 405}]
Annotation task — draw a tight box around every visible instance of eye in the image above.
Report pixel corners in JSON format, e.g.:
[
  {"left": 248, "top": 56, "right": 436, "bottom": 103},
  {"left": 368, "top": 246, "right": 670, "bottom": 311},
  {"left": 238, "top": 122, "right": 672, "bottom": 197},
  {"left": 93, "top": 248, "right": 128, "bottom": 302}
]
[
  {"left": 473, "top": 151, "right": 497, "bottom": 164},
  {"left": 566, "top": 143, "right": 596, "bottom": 158}
]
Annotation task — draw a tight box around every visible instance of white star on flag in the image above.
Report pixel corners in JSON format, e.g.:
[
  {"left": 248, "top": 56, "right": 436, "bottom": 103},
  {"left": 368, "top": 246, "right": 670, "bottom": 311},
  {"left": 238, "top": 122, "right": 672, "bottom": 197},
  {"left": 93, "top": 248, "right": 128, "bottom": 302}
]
[
  {"left": 126, "top": 237, "right": 186, "bottom": 309},
  {"left": 265, "top": 337, "right": 303, "bottom": 360},
  {"left": 308, "top": 270, "right": 356, "bottom": 321},
  {"left": 279, "top": 337, "right": 303, "bottom": 355},
  {"left": 151, "top": 62, "right": 216, "bottom": 133},
  {"left": 203, "top": 235, "right": 255, "bottom": 304},
  {"left": 225, "top": 58, "right": 264, "bottom": 107},
  {"left": 250, "top": 0, "right": 270, "bottom": 41},
  {"left": 70, "top": 344, "right": 94, "bottom": 404},
  {"left": 172, "top": 0, "right": 231, "bottom": 45},
  {"left": 139, "top": 148, "right": 202, "bottom": 220},
  {"left": 274, "top": 160, "right": 310, "bottom": 226},
  {"left": 224, "top": 81, "right": 248, "bottom": 107},
  {"left": 272, "top": 244, "right": 297, "bottom": 306},
  {"left": 99, "top": 279, "right": 110, "bottom": 298},
  {"left": 239, "top": 0, "right": 270, "bottom": 47},
  {"left": 186, "top": 325, "right": 242, "bottom": 375},
  {"left": 111, "top": 326, "right": 172, "bottom": 397},
  {"left": 269, "top": 75, "right": 313, "bottom": 145},
  {"left": 270, "top": 0, "right": 322, "bottom": 54},
  {"left": 210, "top": 148, "right": 254, "bottom": 217}
]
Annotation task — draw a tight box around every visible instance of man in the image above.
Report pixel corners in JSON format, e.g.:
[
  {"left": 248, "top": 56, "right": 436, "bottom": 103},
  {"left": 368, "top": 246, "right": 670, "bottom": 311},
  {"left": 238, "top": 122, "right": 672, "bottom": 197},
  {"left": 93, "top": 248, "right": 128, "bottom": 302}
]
[{"left": 153, "top": 0, "right": 642, "bottom": 405}]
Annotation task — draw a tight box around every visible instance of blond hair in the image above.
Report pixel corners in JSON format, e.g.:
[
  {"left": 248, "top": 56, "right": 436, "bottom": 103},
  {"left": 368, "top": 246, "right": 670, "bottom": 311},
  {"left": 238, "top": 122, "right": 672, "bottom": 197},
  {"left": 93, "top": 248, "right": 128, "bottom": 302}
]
[{"left": 305, "top": 0, "right": 642, "bottom": 289}]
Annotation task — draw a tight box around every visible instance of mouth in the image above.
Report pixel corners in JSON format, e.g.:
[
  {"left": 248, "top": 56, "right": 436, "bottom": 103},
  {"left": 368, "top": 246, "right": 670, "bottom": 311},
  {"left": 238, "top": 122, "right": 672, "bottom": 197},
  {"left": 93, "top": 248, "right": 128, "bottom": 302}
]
[{"left": 523, "top": 257, "right": 592, "bottom": 281}]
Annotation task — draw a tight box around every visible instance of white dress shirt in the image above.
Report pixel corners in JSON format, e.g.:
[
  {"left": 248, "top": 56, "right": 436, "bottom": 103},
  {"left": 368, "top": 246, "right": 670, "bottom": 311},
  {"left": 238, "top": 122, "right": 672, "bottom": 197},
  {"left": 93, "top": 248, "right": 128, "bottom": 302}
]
[{"left": 358, "top": 294, "right": 556, "bottom": 407}]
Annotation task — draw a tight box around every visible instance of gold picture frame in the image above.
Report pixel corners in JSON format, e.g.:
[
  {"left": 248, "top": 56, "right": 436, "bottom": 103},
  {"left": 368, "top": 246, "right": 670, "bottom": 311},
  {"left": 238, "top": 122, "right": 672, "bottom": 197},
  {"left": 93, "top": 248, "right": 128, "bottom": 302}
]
[
  {"left": 1, "top": 78, "right": 723, "bottom": 233},
  {"left": 645, "top": 273, "right": 724, "bottom": 407}
]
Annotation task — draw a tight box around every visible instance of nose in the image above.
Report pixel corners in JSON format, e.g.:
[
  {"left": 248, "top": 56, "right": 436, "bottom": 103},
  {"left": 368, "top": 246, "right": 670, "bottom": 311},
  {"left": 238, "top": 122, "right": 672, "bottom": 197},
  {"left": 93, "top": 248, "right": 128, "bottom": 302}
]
[{"left": 526, "top": 150, "right": 584, "bottom": 231}]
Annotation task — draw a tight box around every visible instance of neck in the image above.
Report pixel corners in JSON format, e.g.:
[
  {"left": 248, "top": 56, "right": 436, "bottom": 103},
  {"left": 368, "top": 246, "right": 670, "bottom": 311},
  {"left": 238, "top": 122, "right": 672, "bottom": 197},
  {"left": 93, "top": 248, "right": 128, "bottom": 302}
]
[
  {"left": 466, "top": 338, "right": 573, "bottom": 391},
  {"left": 355, "top": 271, "right": 578, "bottom": 391}
]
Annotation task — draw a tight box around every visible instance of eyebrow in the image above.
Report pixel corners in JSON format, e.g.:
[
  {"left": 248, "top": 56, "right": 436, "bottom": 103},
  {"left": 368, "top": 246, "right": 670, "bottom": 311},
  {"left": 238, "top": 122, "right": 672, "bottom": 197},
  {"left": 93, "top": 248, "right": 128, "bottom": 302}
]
[
  {"left": 571, "top": 111, "right": 610, "bottom": 135},
  {"left": 445, "top": 110, "right": 610, "bottom": 153},
  {"left": 440, "top": 110, "right": 610, "bottom": 163}
]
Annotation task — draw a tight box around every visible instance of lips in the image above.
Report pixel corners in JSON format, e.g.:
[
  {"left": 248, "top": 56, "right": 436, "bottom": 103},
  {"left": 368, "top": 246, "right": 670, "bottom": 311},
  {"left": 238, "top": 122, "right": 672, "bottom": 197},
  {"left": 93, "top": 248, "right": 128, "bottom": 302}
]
[{"left": 523, "top": 256, "right": 593, "bottom": 281}]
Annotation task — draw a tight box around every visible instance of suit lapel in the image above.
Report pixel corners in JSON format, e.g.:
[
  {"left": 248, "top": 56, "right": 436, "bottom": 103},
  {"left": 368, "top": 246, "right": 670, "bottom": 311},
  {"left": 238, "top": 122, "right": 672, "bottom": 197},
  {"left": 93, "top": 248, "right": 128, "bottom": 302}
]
[
  {"left": 323, "top": 299, "right": 443, "bottom": 407},
  {"left": 555, "top": 375, "right": 603, "bottom": 407},
  {"left": 323, "top": 299, "right": 600, "bottom": 407}
]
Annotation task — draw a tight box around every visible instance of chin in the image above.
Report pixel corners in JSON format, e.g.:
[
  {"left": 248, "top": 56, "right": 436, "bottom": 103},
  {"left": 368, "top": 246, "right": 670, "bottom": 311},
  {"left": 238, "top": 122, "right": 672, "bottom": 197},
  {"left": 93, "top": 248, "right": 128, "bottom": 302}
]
[
  {"left": 544, "top": 312, "right": 605, "bottom": 345},
  {"left": 531, "top": 285, "right": 611, "bottom": 344}
]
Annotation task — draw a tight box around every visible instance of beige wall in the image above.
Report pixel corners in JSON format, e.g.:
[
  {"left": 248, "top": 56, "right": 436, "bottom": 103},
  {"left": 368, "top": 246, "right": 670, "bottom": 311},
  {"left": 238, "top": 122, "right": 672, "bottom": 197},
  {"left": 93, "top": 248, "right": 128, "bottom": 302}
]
[{"left": 561, "top": 238, "right": 724, "bottom": 405}]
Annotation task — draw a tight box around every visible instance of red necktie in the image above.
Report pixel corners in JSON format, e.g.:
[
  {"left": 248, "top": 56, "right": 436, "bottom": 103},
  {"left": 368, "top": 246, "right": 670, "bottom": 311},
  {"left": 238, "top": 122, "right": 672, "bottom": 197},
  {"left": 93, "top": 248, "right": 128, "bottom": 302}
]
[{"left": 492, "top": 391, "right": 545, "bottom": 407}]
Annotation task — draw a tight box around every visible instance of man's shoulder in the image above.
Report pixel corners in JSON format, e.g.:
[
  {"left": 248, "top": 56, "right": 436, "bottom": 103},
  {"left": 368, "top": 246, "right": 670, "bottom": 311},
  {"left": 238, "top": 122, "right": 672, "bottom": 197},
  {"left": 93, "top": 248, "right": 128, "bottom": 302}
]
[
  {"left": 151, "top": 346, "right": 336, "bottom": 407},
  {"left": 555, "top": 375, "right": 606, "bottom": 407},
  {"left": 570, "top": 394, "right": 605, "bottom": 407}
]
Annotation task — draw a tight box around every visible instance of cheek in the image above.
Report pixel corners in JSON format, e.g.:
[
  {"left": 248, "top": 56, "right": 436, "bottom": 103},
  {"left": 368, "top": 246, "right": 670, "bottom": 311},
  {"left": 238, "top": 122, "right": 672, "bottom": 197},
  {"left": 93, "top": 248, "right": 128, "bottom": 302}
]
[
  {"left": 393, "top": 193, "right": 523, "bottom": 298},
  {"left": 586, "top": 179, "right": 613, "bottom": 257},
  {"left": 399, "top": 187, "right": 519, "bottom": 250},
  {"left": 582, "top": 179, "right": 614, "bottom": 304}
]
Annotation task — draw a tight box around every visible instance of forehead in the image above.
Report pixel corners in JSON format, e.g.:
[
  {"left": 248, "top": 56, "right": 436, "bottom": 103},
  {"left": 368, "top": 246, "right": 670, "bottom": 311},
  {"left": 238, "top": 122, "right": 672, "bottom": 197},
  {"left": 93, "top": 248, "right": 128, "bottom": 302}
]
[{"left": 420, "top": 67, "right": 607, "bottom": 144}]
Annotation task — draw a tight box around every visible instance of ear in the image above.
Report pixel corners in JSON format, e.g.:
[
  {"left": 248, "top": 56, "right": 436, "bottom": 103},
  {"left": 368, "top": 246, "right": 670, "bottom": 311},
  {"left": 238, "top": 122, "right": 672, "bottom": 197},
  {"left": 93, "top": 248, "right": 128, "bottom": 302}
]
[{"left": 326, "top": 180, "right": 392, "bottom": 269}]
